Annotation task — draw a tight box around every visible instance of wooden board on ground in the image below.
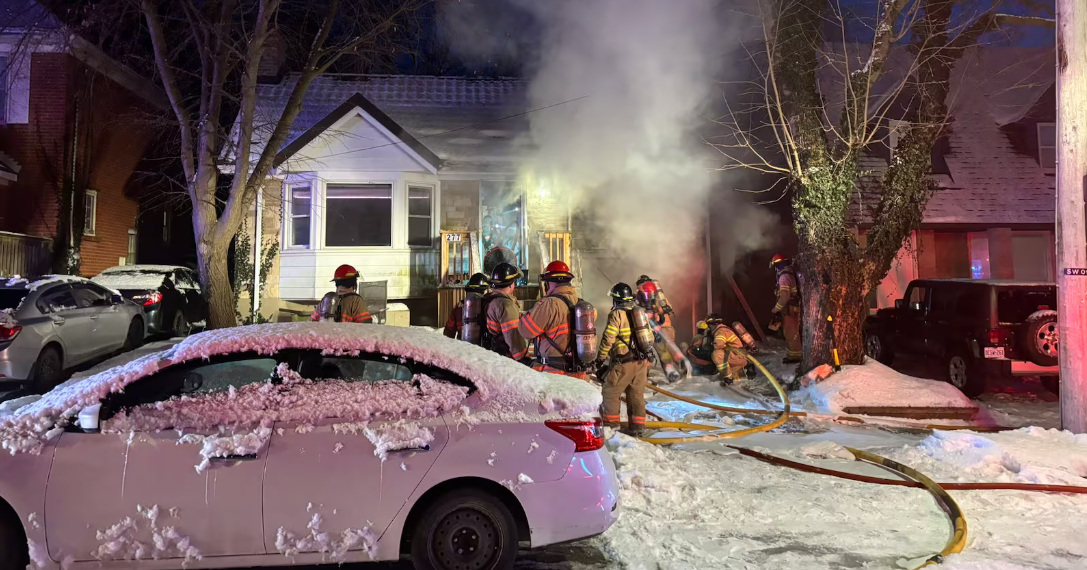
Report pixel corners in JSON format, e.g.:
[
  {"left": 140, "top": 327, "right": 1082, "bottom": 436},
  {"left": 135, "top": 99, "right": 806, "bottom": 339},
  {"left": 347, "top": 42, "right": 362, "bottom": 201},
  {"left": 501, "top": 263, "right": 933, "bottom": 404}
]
[{"left": 841, "top": 406, "right": 979, "bottom": 421}]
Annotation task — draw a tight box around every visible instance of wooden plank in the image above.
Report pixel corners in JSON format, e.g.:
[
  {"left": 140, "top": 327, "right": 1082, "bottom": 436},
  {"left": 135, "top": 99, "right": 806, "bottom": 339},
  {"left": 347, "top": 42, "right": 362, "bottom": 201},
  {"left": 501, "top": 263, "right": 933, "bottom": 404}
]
[
  {"left": 727, "top": 274, "right": 767, "bottom": 342},
  {"left": 841, "top": 406, "right": 979, "bottom": 421}
]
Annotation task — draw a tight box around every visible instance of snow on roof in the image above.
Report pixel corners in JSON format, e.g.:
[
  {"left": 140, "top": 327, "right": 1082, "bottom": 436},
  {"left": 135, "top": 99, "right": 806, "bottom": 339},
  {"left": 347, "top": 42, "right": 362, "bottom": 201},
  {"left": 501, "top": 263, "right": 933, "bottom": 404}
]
[
  {"left": 91, "top": 272, "right": 168, "bottom": 292},
  {"left": 251, "top": 75, "right": 531, "bottom": 174},
  {"left": 99, "top": 265, "right": 188, "bottom": 274},
  {"left": 0, "top": 322, "right": 601, "bottom": 454}
]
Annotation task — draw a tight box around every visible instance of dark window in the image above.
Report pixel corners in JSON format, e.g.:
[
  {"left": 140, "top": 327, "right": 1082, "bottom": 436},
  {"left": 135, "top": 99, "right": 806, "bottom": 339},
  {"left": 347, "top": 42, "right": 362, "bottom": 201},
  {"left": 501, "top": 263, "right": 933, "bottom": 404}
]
[
  {"left": 295, "top": 353, "right": 413, "bottom": 383},
  {"left": 927, "top": 287, "right": 953, "bottom": 316},
  {"left": 907, "top": 286, "right": 927, "bottom": 311},
  {"left": 1038, "top": 123, "right": 1056, "bottom": 172},
  {"left": 72, "top": 284, "right": 113, "bottom": 308},
  {"left": 0, "top": 289, "right": 28, "bottom": 311},
  {"left": 325, "top": 184, "right": 392, "bottom": 247},
  {"left": 957, "top": 290, "right": 988, "bottom": 321},
  {"left": 36, "top": 285, "right": 78, "bottom": 314},
  {"left": 289, "top": 185, "right": 311, "bottom": 247},
  {"left": 408, "top": 186, "right": 434, "bottom": 247},
  {"left": 996, "top": 287, "right": 1056, "bottom": 323}
]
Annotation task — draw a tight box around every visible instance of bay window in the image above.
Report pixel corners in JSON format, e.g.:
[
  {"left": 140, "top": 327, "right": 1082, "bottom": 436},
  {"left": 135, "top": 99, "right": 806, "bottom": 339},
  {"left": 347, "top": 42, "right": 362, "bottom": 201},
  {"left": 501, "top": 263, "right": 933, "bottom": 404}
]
[{"left": 325, "top": 184, "right": 392, "bottom": 247}]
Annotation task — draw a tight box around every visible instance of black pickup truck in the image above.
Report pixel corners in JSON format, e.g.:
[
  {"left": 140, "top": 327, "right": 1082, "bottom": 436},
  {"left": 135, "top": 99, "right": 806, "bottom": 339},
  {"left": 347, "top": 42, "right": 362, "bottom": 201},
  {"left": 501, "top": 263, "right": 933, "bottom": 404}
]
[{"left": 863, "top": 279, "right": 1058, "bottom": 397}]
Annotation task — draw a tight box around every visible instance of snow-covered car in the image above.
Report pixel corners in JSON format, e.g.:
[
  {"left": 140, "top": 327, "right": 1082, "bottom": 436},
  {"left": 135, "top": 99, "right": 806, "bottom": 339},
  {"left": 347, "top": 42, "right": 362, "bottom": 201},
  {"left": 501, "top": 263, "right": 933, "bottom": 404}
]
[
  {"left": 0, "top": 276, "right": 146, "bottom": 393},
  {"left": 0, "top": 322, "right": 616, "bottom": 570},
  {"left": 91, "top": 266, "right": 207, "bottom": 337}
]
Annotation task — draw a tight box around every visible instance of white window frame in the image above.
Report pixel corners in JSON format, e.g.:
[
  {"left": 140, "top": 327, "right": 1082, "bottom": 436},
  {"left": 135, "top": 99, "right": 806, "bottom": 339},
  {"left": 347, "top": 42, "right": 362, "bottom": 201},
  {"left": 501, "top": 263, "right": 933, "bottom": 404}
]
[
  {"left": 1037, "top": 122, "right": 1056, "bottom": 173},
  {"left": 84, "top": 190, "right": 98, "bottom": 237},
  {"left": 285, "top": 183, "right": 313, "bottom": 249},
  {"left": 407, "top": 184, "right": 436, "bottom": 248},
  {"left": 322, "top": 181, "right": 395, "bottom": 249}
]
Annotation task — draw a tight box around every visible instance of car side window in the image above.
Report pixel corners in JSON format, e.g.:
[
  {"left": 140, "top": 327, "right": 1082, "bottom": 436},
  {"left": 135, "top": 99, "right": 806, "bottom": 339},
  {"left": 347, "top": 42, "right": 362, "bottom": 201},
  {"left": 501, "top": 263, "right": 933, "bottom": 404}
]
[
  {"left": 296, "top": 352, "right": 413, "bottom": 383},
  {"left": 927, "top": 287, "right": 950, "bottom": 317},
  {"left": 907, "top": 286, "right": 928, "bottom": 311},
  {"left": 36, "top": 285, "right": 78, "bottom": 314},
  {"left": 175, "top": 270, "right": 197, "bottom": 290},
  {"left": 71, "top": 284, "right": 113, "bottom": 308}
]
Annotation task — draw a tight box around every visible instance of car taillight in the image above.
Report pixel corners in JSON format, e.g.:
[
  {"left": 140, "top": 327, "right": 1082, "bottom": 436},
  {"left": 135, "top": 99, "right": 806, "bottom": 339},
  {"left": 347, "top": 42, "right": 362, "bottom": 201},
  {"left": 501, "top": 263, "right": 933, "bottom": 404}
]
[
  {"left": 0, "top": 326, "right": 20, "bottom": 341},
  {"left": 988, "top": 329, "right": 1010, "bottom": 346},
  {"left": 133, "top": 291, "right": 163, "bottom": 306},
  {"left": 545, "top": 418, "right": 604, "bottom": 452}
]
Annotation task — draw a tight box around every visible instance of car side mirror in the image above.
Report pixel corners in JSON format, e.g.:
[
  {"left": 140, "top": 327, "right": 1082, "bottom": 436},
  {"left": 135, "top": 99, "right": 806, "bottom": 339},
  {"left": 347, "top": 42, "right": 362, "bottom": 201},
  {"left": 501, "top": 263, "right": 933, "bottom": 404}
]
[
  {"left": 181, "top": 373, "right": 204, "bottom": 394},
  {"left": 77, "top": 404, "right": 101, "bottom": 433},
  {"left": 894, "top": 299, "right": 904, "bottom": 309},
  {"left": 112, "top": 294, "right": 124, "bottom": 305}
]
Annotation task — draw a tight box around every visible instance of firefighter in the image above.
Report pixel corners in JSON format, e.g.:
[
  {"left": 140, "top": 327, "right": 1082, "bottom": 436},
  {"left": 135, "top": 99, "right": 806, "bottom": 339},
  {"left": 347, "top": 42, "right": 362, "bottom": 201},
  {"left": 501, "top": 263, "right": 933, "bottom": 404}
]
[
  {"left": 770, "top": 254, "right": 802, "bottom": 364},
  {"left": 636, "top": 279, "right": 680, "bottom": 381},
  {"left": 481, "top": 263, "right": 529, "bottom": 361},
  {"left": 443, "top": 273, "right": 490, "bottom": 339},
  {"left": 707, "top": 313, "right": 747, "bottom": 386},
  {"left": 519, "top": 260, "right": 588, "bottom": 379},
  {"left": 310, "top": 264, "right": 373, "bottom": 323},
  {"left": 596, "top": 283, "right": 651, "bottom": 436},
  {"left": 685, "top": 320, "right": 717, "bottom": 376}
]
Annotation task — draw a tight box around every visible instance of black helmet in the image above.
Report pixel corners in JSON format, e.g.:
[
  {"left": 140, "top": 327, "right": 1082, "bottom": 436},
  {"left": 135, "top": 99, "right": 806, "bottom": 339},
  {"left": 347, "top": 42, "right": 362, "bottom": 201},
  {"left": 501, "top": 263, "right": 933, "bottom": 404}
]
[
  {"left": 636, "top": 275, "right": 652, "bottom": 286},
  {"left": 705, "top": 312, "right": 724, "bottom": 326},
  {"left": 490, "top": 263, "right": 522, "bottom": 287},
  {"left": 465, "top": 272, "right": 490, "bottom": 293},
  {"left": 609, "top": 282, "right": 634, "bottom": 302}
]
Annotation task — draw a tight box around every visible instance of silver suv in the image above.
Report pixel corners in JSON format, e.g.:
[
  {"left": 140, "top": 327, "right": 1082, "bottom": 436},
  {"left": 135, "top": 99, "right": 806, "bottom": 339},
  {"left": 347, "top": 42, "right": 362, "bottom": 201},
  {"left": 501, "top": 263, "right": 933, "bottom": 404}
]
[{"left": 0, "top": 276, "right": 146, "bottom": 393}]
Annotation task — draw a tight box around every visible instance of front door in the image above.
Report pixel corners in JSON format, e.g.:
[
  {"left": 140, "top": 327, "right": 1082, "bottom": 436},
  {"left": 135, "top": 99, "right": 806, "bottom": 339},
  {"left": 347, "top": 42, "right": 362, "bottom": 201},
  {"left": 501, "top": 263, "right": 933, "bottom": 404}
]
[
  {"left": 261, "top": 353, "right": 451, "bottom": 556},
  {"left": 44, "top": 354, "right": 279, "bottom": 561}
]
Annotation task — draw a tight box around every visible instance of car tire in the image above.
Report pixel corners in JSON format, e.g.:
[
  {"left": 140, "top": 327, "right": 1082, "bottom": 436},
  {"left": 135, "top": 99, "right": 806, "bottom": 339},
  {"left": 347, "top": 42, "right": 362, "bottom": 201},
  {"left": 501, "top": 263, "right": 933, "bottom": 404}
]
[
  {"left": 864, "top": 330, "right": 894, "bottom": 365},
  {"left": 946, "top": 349, "right": 985, "bottom": 398},
  {"left": 1042, "top": 376, "right": 1060, "bottom": 395},
  {"left": 0, "top": 509, "right": 29, "bottom": 570},
  {"left": 28, "top": 346, "right": 63, "bottom": 394},
  {"left": 410, "top": 489, "right": 518, "bottom": 570},
  {"left": 171, "top": 311, "right": 188, "bottom": 338},
  {"left": 123, "top": 318, "right": 144, "bottom": 351},
  {"left": 1022, "top": 310, "right": 1058, "bottom": 367}
]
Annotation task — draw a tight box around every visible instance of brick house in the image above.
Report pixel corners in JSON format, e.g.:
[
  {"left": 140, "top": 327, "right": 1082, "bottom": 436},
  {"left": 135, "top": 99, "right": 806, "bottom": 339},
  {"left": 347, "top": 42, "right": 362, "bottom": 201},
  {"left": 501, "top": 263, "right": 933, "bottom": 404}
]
[
  {"left": 0, "top": 0, "right": 166, "bottom": 277},
  {"left": 816, "top": 46, "right": 1057, "bottom": 308}
]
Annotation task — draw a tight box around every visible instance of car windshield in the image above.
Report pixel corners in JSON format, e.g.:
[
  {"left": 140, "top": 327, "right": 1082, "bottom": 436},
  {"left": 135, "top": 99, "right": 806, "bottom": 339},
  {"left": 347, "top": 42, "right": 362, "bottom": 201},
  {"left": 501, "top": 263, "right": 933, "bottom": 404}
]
[
  {"left": 996, "top": 287, "right": 1056, "bottom": 323},
  {"left": 0, "top": 289, "right": 28, "bottom": 311}
]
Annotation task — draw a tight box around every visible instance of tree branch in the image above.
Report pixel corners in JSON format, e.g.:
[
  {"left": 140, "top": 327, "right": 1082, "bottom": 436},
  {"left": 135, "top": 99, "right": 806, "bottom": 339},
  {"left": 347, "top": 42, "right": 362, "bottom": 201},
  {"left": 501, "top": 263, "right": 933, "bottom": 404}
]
[{"left": 140, "top": 0, "right": 195, "bottom": 184}]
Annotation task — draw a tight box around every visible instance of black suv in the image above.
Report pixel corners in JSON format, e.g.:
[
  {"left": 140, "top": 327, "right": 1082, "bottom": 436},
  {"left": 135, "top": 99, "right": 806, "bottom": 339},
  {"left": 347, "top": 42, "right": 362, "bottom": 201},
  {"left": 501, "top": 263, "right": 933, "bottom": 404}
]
[{"left": 863, "top": 279, "right": 1058, "bottom": 397}]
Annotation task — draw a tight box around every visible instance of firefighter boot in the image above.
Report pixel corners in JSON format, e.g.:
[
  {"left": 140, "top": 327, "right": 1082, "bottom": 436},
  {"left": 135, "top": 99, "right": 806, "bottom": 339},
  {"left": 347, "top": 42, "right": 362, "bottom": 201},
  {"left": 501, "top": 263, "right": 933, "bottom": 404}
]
[{"left": 717, "top": 370, "right": 734, "bottom": 387}]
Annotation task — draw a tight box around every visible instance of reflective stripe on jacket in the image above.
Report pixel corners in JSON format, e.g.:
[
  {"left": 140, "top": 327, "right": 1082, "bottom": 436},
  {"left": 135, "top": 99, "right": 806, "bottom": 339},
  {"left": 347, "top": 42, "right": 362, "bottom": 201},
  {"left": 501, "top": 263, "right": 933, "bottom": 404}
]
[{"left": 484, "top": 290, "right": 527, "bottom": 360}]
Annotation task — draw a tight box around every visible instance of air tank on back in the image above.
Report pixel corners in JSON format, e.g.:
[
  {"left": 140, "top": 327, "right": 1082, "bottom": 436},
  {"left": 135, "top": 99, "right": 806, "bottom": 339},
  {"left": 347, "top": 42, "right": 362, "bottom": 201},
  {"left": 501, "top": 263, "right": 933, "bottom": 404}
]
[
  {"left": 732, "top": 321, "right": 759, "bottom": 352},
  {"left": 572, "top": 299, "right": 598, "bottom": 368},
  {"left": 629, "top": 305, "right": 655, "bottom": 353},
  {"left": 461, "top": 294, "right": 485, "bottom": 345}
]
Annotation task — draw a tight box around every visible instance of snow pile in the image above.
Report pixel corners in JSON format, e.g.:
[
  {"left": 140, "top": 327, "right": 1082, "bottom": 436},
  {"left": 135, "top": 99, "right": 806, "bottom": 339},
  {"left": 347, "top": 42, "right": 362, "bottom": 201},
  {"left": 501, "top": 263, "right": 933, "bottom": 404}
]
[
  {"left": 363, "top": 420, "right": 434, "bottom": 461},
  {"left": 92, "top": 505, "right": 201, "bottom": 563},
  {"left": 274, "top": 513, "right": 376, "bottom": 561},
  {"left": 91, "top": 271, "right": 168, "bottom": 292},
  {"left": 0, "top": 308, "right": 16, "bottom": 328},
  {"left": 793, "top": 358, "right": 976, "bottom": 414},
  {"left": 177, "top": 427, "right": 273, "bottom": 473},
  {"left": 4, "top": 275, "right": 26, "bottom": 287},
  {"left": 1, "top": 322, "right": 600, "bottom": 454},
  {"left": 0, "top": 395, "right": 41, "bottom": 418}
]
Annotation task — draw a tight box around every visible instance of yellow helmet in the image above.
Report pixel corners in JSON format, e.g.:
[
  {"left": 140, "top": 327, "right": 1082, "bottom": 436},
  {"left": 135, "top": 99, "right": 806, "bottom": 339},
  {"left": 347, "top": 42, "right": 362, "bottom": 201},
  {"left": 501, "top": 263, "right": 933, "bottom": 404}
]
[{"left": 696, "top": 320, "right": 708, "bottom": 331}]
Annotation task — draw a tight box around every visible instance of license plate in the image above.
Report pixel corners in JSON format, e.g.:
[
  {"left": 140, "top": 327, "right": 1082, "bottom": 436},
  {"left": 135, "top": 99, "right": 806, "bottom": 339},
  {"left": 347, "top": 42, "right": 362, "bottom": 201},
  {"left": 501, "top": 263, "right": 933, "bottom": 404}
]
[{"left": 983, "top": 347, "right": 1005, "bottom": 359}]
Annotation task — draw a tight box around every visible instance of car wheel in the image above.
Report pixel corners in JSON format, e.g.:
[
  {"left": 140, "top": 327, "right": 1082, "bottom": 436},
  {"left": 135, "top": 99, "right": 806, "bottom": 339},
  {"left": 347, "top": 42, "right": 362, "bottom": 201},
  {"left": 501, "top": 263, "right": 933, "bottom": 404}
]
[
  {"left": 1042, "top": 376, "right": 1060, "bottom": 395},
  {"left": 123, "top": 318, "right": 144, "bottom": 351},
  {"left": 410, "top": 489, "right": 518, "bottom": 570},
  {"left": 0, "top": 510, "right": 29, "bottom": 570},
  {"left": 864, "top": 331, "right": 894, "bottom": 365},
  {"left": 29, "top": 346, "right": 63, "bottom": 394},
  {"left": 946, "top": 350, "right": 984, "bottom": 398},
  {"left": 1022, "top": 310, "right": 1058, "bottom": 367},
  {"left": 171, "top": 311, "right": 189, "bottom": 338}
]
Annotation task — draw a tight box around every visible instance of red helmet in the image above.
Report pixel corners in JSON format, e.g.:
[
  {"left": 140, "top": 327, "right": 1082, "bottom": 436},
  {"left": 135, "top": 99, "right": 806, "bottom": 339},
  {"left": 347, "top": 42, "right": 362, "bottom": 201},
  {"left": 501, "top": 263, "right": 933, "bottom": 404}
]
[
  {"left": 332, "top": 264, "right": 360, "bottom": 281},
  {"left": 770, "top": 254, "right": 787, "bottom": 269},
  {"left": 639, "top": 280, "right": 659, "bottom": 295},
  {"left": 541, "top": 260, "right": 574, "bottom": 282}
]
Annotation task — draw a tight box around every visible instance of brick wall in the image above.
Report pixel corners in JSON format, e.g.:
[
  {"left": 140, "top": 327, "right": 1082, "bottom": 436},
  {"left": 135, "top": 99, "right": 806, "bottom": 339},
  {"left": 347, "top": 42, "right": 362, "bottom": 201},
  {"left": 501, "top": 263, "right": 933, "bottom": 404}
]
[{"left": 0, "top": 52, "right": 154, "bottom": 277}]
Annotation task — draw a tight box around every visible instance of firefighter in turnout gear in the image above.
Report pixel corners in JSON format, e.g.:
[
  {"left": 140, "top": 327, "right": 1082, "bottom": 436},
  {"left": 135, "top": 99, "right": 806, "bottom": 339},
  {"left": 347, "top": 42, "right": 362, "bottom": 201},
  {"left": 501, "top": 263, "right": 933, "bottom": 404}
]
[
  {"left": 636, "top": 278, "right": 680, "bottom": 382},
  {"left": 770, "top": 254, "right": 802, "bottom": 363},
  {"left": 480, "top": 263, "right": 529, "bottom": 362},
  {"left": 597, "top": 283, "right": 651, "bottom": 436},
  {"left": 519, "top": 261, "right": 592, "bottom": 380},
  {"left": 685, "top": 320, "right": 717, "bottom": 376},
  {"left": 707, "top": 313, "right": 748, "bottom": 386},
  {"left": 443, "top": 273, "right": 489, "bottom": 339},
  {"left": 311, "top": 264, "right": 373, "bottom": 323}
]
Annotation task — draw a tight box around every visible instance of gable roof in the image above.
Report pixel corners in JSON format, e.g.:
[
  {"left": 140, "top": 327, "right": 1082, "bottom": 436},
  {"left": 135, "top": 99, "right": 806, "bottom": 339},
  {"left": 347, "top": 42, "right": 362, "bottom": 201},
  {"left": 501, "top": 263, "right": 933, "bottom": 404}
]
[
  {"left": 273, "top": 92, "right": 442, "bottom": 171},
  {"left": 253, "top": 75, "right": 531, "bottom": 175}
]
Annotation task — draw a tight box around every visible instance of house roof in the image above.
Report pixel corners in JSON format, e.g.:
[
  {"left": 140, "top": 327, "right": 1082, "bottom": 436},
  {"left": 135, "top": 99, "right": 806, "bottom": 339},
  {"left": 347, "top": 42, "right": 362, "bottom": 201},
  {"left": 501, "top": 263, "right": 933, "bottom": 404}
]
[
  {"left": 254, "top": 75, "right": 532, "bottom": 175},
  {"left": 826, "top": 45, "right": 1056, "bottom": 226}
]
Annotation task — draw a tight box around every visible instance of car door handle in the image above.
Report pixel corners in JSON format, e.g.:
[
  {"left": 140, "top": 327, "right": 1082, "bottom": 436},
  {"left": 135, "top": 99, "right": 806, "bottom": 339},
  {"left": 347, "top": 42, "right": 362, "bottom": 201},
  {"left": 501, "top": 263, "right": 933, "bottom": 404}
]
[
  {"left": 210, "top": 454, "right": 259, "bottom": 461},
  {"left": 50, "top": 316, "right": 65, "bottom": 325},
  {"left": 390, "top": 445, "right": 431, "bottom": 453}
]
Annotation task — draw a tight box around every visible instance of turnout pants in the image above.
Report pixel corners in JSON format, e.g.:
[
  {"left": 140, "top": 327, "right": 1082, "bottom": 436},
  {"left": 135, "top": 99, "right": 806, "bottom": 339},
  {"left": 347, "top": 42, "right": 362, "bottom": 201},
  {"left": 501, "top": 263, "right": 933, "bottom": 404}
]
[
  {"left": 601, "top": 359, "right": 649, "bottom": 429},
  {"left": 784, "top": 306, "right": 802, "bottom": 360},
  {"left": 714, "top": 349, "right": 749, "bottom": 380}
]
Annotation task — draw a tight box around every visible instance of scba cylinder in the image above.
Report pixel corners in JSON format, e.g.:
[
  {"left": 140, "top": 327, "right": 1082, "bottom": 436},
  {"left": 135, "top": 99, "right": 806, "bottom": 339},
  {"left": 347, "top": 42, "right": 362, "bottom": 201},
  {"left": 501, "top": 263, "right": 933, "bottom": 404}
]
[
  {"left": 732, "top": 321, "right": 758, "bottom": 351},
  {"left": 630, "top": 306, "right": 655, "bottom": 354},
  {"left": 573, "top": 300, "right": 598, "bottom": 368},
  {"left": 461, "top": 294, "right": 485, "bottom": 345}
]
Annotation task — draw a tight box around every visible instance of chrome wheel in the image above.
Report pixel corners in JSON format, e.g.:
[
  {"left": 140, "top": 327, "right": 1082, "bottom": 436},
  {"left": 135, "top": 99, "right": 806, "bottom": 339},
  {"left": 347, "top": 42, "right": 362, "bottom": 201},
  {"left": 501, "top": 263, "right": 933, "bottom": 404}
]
[
  {"left": 865, "top": 334, "right": 882, "bottom": 360},
  {"left": 1035, "top": 323, "right": 1059, "bottom": 358},
  {"left": 948, "top": 355, "right": 968, "bottom": 388}
]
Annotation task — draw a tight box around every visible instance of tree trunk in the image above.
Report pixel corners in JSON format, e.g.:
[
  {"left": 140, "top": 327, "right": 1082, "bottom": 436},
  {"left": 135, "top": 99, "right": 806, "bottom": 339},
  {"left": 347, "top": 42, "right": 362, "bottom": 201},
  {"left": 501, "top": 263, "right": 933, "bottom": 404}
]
[
  {"left": 199, "top": 234, "right": 236, "bottom": 329},
  {"left": 798, "top": 235, "right": 868, "bottom": 371}
]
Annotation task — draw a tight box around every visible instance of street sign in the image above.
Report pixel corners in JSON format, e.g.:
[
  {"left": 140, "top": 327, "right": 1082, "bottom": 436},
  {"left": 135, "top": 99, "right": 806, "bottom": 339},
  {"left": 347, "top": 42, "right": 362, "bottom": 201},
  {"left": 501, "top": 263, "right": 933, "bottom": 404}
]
[{"left": 1064, "top": 268, "right": 1087, "bottom": 275}]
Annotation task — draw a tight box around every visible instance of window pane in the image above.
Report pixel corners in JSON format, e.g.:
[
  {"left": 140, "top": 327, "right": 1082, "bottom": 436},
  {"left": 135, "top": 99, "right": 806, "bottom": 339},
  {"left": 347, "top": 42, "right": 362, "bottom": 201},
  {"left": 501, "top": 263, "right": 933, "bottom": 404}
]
[
  {"left": 291, "top": 217, "right": 310, "bottom": 247},
  {"left": 84, "top": 194, "right": 95, "bottom": 235},
  {"left": 1040, "top": 147, "right": 1057, "bottom": 170},
  {"left": 325, "top": 184, "right": 392, "bottom": 246},
  {"left": 290, "top": 186, "right": 310, "bottom": 216},
  {"left": 37, "top": 288, "right": 77, "bottom": 314},
  {"left": 408, "top": 217, "right": 432, "bottom": 247},
  {"left": 408, "top": 186, "right": 432, "bottom": 216},
  {"left": 297, "top": 355, "right": 413, "bottom": 383},
  {"left": 908, "top": 286, "right": 926, "bottom": 308},
  {"left": 1038, "top": 124, "right": 1056, "bottom": 148},
  {"left": 72, "top": 285, "right": 111, "bottom": 308}
]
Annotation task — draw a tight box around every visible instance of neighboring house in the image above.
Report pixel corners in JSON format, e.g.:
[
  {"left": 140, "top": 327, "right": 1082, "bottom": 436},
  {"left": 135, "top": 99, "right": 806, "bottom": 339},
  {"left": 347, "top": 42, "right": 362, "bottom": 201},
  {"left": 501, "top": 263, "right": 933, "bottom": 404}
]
[
  {"left": 0, "top": 0, "right": 166, "bottom": 277},
  {"left": 818, "top": 46, "right": 1057, "bottom": 308}
]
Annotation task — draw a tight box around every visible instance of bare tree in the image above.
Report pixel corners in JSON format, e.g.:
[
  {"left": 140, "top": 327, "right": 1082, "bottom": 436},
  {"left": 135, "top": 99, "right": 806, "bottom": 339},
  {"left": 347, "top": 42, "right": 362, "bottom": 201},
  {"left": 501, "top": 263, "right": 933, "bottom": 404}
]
[{"left": 714, "top": 0, "right": 1053, "bottom": 369}]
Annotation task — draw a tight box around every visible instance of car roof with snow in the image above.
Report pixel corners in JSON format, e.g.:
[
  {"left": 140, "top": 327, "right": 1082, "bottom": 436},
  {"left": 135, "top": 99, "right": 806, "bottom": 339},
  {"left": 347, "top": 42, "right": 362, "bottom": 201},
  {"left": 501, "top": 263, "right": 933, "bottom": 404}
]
[
  {"left": 98, "top": 265, "right": 191, "bottom": 274},
  {"left": 0, "top": 275, "right": 87, "bottom": 290},
  {"left": 0, "top": 322, "right": 601, "bottom": 454}
]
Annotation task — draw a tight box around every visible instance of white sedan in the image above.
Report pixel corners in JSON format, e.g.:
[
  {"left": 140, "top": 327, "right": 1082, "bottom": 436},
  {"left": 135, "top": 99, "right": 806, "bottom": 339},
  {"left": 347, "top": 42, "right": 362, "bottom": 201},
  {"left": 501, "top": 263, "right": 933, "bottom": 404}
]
[{"left": 0, "top": 322, "right": 618, "bottom": 570}]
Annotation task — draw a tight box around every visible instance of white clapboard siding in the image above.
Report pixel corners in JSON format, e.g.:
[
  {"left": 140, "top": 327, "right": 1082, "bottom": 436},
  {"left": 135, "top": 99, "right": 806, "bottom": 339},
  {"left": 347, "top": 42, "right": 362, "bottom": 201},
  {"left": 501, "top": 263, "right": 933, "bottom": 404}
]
[
  {"left": 281, "top": 111, "right": 436, "bottom": 174},
  {"left": 280, "top": 248, "right": 439, "bottom": 301}
]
